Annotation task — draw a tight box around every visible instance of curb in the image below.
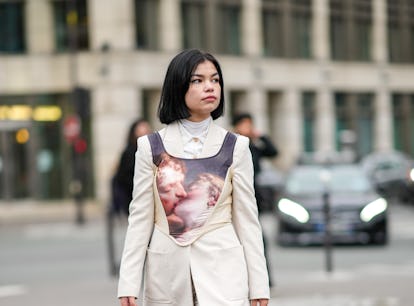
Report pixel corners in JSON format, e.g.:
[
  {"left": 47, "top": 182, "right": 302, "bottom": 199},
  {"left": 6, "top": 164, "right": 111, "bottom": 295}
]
[{"left": 0, "top": 199, "right": 106, "bottom": 226}]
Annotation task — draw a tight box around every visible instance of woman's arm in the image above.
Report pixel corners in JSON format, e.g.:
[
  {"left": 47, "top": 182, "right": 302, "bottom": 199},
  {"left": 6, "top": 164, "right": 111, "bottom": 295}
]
[
  {"left": 231, "top": 135, "right": 270, "bottom": 300},
  {"left": 117, "top": 136, "right": 155, "bottom": 298}
]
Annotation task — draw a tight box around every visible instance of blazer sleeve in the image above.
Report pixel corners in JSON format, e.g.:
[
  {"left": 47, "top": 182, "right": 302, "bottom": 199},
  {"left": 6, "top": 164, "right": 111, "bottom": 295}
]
[
  {"left": 118, "top": 136, "right": 155, "bottom": 298},
  {"left": 231, "top": 135, "right": 270, "bottom": 300}
]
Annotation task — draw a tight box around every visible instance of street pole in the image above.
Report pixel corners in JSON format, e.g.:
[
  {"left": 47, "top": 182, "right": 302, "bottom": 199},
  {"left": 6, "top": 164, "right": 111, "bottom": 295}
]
[
  {"left": 323, "top": 190, "right": 333, "bottom": 272},
  {"left": 67, "top": 0, "right": 85, "bottom": 225},
  {"left": 320, "top": 167, "right": 333, "bottom": 273}
]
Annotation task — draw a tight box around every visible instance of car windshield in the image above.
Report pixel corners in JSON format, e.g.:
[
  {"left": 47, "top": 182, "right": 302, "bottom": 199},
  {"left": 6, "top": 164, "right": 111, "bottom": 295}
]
[{"left": 286, "top": 165, "right": 372, "bottom": 194}]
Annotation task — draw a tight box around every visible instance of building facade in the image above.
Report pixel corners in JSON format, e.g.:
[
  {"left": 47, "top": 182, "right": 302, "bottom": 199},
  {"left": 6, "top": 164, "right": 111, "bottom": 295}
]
[{"left": 0, "top": 0, "right": 413, "bottom": 202}]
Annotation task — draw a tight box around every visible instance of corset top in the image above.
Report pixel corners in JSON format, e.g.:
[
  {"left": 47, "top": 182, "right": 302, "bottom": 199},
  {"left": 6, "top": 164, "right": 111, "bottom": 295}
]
[{"left": 148, "top": 132, "right": 237, "bottom": 244}]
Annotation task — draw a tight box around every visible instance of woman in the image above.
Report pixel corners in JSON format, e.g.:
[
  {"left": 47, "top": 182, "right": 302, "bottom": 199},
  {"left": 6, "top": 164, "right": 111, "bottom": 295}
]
[
  {"left": 118, "top": 49, "right": 270, "bottom": 306},
  {"left": 111, "top": 118, "right": 152, "bottom": 215}
]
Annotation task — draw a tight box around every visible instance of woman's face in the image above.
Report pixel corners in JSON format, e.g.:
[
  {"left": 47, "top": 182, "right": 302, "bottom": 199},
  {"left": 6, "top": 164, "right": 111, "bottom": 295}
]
[
  {"left": 134, "top": 122, "right": 151, "bottom": 138},
  {"left": 185, "top": 60, "right": 221, "bottom": 122}
]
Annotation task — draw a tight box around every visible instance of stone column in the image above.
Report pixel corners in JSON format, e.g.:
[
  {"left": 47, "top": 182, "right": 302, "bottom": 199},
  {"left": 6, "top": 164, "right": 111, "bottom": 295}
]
[
  {"left": 279, "top": 87, "right": 302, "bottom": 167},
  {"left": 247, "top": 89, "right": 268, "bottom": 134},
  {"left": 315, "top": 87, "right": 335, "bottom": 153},
  {"left": 241, "top": 0, "right": 262, "bottom": 56},
  {"left": 372, "top": 0, "right": 388, "bottom": 63},
  {"left": 313, "top": 0, "right": 334, "bottom": 154},
  {"left": 374, "top": 86, "right": 393, "bottom": 151},
  {"left": 372, "top": 0, "right": 392, "bottom": 151},
  {"left": 312, "top": 0, "right": 330, "bottom": 61},
  {"left": 25, "top": 0, "right": 54, "bottom": 53},
  {"left": 159, "top": 0, "right": 182, "bottom": 52},
  {"left": 92, "top": 85, "right": 139, "bottom": 200},
  {"left": 89, "top": 0, "right": 135, "bottom": 51}
]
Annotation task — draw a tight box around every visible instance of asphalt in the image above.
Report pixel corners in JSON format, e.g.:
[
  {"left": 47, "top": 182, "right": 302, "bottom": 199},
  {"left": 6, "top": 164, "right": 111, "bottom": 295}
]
[
  {"left": 1, "top": 200, "right": 410, "bottom": 306},
  {"left": 0, "top": 199, "right": 105, "bottom": 226}
]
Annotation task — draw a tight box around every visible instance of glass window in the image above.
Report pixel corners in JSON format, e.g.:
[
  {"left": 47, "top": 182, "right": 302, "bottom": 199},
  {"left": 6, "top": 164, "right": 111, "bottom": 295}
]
[
  {"left": 392, "top": 93, "right": 414, "bottom": 156},
  {"left": 181, "top": 0, "right": 241, "bottom": 55},
  {"left": 53, "top": 0, "right": 89, "bottom": 52},
  {"left": 262, "top": 0, "right": 312, "bottom": 59},
  {"left": 293, "top": 11, "right": 312, "bottom": 58},
  {"left": 302, "top": 92, "right": 315, "bottom": 152},
  {"left": 356, "top": 94, "right": 373, "bottom": 156},
  {"left": 0, "top": 1, "right": 25, "bottom": 53},
  {"left": 181, "top": 1, "right": 207, "bottom": 50},
  {"left": 334, "top": 93, "right": 373, "bottom": 157},
  {"left": 217, "top": 2, "right": 241, "bottom": 54},
  {"left": 135, "top": 0, "right": 159, "bottom": 50},
  {"left": 0, "top": 92, "right": 94, "bottom": 200},
  {"left": 387, "top": 0, "right": 414, "bottom": 63},
  {"left": 262, "top": 7, "right": 284, "bottom": 57},
  {"left": 329, "top": 0, "right": 372, "bottom": 61}
]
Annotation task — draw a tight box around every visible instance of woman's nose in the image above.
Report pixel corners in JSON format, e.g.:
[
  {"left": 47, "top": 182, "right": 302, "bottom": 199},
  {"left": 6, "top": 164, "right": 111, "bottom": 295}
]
[{"left": 204, "top": 81, "right": 214, "bottom": 91}]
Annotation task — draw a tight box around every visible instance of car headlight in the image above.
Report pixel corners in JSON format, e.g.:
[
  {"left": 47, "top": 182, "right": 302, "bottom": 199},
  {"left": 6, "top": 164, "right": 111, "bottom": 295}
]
[
  {"left": 409, "top": 168, "right": 414, "bottom": 182},
  {"left": 278, "top": 198, "right": 310, "bottom": 223},
  {"left": 360, "top": 198, "right": 387, "bottom": 222}
]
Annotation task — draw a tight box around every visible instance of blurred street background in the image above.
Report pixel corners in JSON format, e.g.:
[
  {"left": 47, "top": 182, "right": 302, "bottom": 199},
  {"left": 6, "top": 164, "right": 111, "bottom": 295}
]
[
  {"left": 1, "top": 0, "right": 414, "bottom": 305},
  {"left": 0, "top": 198, "right": 414, "bottom": 306}
]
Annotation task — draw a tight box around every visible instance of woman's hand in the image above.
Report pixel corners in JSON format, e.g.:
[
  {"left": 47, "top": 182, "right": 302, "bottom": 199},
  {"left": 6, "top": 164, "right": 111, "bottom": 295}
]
[
  {"left": 119, "top": 296, "right": 137, "bottom": 306},
  {"left": 251, "top": 299, "right": 269, "bottom": 306}
]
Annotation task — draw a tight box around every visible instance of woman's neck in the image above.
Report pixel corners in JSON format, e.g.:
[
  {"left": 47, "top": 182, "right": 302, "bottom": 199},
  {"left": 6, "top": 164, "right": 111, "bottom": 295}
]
[{"left": 180, "top": 117, "right": 211, "bottom": 136}]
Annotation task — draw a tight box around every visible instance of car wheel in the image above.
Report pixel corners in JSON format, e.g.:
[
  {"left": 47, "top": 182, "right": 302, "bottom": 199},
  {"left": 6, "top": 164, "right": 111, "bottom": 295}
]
[{"left": 370, "top": 231, "right": 388, "bottom": 245}]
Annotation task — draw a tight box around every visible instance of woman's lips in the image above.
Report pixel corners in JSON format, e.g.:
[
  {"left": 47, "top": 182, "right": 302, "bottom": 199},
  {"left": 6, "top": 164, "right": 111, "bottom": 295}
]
[{"left": 203, "top": 95, "right": 216, "bottom": 101}]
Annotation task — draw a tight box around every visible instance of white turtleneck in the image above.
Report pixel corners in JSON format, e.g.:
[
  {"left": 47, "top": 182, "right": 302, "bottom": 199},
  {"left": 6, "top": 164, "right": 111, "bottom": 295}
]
[{"left": 178, "top": 117, "right": 212, "bottom": 158}]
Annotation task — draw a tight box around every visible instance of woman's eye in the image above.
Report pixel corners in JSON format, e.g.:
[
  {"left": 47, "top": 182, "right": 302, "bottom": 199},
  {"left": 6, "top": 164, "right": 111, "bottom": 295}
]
[
  {"left": 191, "top": 79, "right": 201, "bottom": 84},
  {"left": 212, "top": 78, "right": 220, "bottom": 83}
]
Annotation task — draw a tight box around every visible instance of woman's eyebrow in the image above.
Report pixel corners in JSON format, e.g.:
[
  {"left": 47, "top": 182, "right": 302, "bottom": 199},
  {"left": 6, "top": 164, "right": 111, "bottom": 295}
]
[{"left": 191, "top": 72, "right": 219, "bottom": 77}]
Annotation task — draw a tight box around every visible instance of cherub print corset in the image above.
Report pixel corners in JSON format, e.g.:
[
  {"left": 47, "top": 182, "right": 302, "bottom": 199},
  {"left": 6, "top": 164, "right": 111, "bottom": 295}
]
[{"left": 148, "top": 132, "right": 237, "bottom": 244}]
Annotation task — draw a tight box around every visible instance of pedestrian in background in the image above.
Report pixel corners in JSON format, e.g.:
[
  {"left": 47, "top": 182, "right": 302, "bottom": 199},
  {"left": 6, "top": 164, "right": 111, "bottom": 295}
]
[
  {"left": 111, "top": 118, "right": 152, "bottom": 216},
  {"left": 118, "top": 49, "right": 270, "bottom": 306},
  {"left": 233, "top": 112, "right": 278, "bottom": 287}
]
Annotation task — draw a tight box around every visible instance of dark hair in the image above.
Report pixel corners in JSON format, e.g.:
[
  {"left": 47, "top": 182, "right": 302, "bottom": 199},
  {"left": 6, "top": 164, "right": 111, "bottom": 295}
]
[
  {"left": 158, "top": 49, "right": 225, "bottom": 124},
  {"left": 126, "top": 118, "right": 148, "bottom": 146},
  {"left": 232, "top": 112, "right": 253, "bottom": 127}
]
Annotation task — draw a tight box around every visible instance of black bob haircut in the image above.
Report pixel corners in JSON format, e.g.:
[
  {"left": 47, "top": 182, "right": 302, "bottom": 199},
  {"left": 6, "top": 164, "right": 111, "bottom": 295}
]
[{"left": 158, "top": 49, "right": 225, "bottom": 124}]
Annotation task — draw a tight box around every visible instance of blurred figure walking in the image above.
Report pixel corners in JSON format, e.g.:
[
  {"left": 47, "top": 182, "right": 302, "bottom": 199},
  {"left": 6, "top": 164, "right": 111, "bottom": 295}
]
[{"left": 111, "top": 118, "right": 152, "bottom": 216}]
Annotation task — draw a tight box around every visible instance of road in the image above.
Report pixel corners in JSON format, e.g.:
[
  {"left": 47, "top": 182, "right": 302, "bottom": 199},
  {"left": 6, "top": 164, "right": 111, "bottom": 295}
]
[{"left": 0, "top": 201, "right": 413, "bottom": 306}]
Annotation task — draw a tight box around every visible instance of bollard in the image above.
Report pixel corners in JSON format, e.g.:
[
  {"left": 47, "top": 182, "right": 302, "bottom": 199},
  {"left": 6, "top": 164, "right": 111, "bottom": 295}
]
[{"left": 323, "top": 190, "right": 333, "bottom": 272}]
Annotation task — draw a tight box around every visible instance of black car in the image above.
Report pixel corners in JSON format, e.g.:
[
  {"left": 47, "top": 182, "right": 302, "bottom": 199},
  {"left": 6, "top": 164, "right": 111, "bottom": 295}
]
[
  {"left": 276, "top": 164, "right": 388, "bottom": 246},
  {"left": 360, "top": 151, "right": 413, "bottom": 200}
]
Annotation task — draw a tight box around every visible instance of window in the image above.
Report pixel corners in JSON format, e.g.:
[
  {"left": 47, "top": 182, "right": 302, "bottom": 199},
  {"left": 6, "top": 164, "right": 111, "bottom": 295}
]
[
  {"left": 0, "top": 92, "right": 94, "bottom": 200},
  {"left": 392, "top": 94, "right": 414, "bottom": 156},
  {"left": 334, "top": 92, "right": 373, "bottom": 157},
  {"left": 302, "top": 92, "right": 315, "bottom": 152},
  {"left": 181, "top": 1, "right": 207, "bottom": 50},
  {"left": 387, "top": 0, "right": 414, "bottom": 63},
  {"left": 135, "top": 0, "right": 159, "bottom": 50},
  {"left": 330, "top": 0, "right": 372, "bottom": 61},
  {"left": 262, "top": 0, "right": 312, "bottom": 58},
  {"left": 0, "top": 0, "right": 25, "bottom": 53},
  {"left": 216, "top": 1, "right": 241, "bottom": 54},
  {"left": 181, "top": 0, "right": 241, "bottom": 55},
  {"left": 53, "top": 0, "right": 89, "bottom": 52}
]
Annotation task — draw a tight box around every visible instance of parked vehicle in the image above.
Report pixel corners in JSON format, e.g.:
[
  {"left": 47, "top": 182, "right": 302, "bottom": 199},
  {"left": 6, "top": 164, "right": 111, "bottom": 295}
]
[
  {"left": 276, "top": 164, "right": 388, "bottom": 246},
  {"left": 360, "top": 151, "right": 413, "bottom": 200},
  {"left": 399, "top": 162, "right": 414, "bottom": 204}
]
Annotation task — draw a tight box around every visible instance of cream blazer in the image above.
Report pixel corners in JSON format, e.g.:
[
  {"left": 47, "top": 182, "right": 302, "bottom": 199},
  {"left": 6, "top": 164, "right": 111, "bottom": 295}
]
[{"left": 118, "top": 121, "right": 270, "bottom": 306}]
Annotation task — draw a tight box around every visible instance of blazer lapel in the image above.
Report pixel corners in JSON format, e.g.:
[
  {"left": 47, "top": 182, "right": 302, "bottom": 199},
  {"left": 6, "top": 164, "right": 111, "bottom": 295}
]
[
  {"left": 199, "top": 121, "right": 226, "bottom": 158},
  {"left": 162, "top": 122, "right": 185, "bottom": 157}
]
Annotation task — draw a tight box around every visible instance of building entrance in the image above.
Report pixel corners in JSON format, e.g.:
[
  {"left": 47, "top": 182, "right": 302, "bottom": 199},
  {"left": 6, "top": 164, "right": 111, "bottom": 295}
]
[
  {"left": 0, "top": 92, "right": 94, "bottom": 201},
  {"left": 0, "top": 123, "right": 31, "bottom": 200}
]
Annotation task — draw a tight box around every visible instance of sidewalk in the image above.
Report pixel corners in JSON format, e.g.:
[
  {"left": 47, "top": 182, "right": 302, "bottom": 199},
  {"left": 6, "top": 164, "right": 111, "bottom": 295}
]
[{"left": 0, "top": 199, "right": 105, "bottom": 226}]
